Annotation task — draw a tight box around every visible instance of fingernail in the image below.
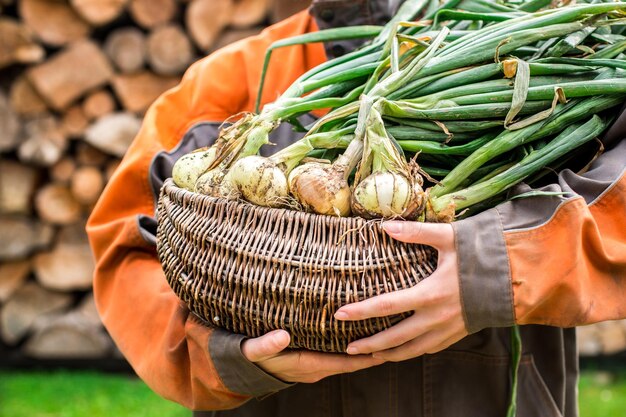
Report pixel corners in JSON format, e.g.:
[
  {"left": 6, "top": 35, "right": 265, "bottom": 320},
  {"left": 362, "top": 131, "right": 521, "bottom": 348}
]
[
  {"left": 334, "top": 311, "right": 349, "bottom": 320},
  {"left": 346, "top": 346, "right": 359, "bottom": 355},
  {"left": 383, "top": 222, "right": 402, "bottom": 234}
]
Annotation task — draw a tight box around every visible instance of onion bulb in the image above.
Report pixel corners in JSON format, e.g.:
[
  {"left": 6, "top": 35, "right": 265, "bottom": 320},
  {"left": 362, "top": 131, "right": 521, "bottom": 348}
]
[
  {"left": 172, "top": 147, "right": 218, "bottom": 191},
  {"left": 223, "top": 156, "right": 289, "bottom": 207},
  {"left": 352, "top": 172, "right": 424, "bottom": 219},
  {"left": 350, "top": 105, "right": 426, "bottom": 219},
  {"left": 288, "top": 162, "right": 352, "bottom": 217},
  {"left": 223, "top": 129, "right": 353, "bottom": 208},
  {"left": 194, "top": 122, "right": 275, "bottom": 197}
]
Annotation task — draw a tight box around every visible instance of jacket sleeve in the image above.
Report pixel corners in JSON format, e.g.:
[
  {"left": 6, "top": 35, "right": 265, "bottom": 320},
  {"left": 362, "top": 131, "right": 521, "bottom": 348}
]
[
  {"left": 453, "top": 110, "right": 626, "bottom": 333},
  {"left": 86, "top": 11, "right": 324, "bottom": 410}
]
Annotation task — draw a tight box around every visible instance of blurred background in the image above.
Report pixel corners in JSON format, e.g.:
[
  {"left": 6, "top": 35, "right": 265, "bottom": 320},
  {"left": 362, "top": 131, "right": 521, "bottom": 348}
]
[{"left": 0, "top": 0, "right": 624, "bottom": 416}]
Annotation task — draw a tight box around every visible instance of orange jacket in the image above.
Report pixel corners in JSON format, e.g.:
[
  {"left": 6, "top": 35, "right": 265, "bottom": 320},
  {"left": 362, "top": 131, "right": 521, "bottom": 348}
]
[
  {"left": 87, "top": 11, "right": 325, "bottom": 410},
  {"left": 87, "top": 6, "right": 626, "bottom": 413}
]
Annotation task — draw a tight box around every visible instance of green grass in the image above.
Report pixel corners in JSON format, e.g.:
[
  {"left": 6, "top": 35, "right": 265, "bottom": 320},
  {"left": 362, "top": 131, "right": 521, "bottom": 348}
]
[
  {"left": 0, "top": 369, "right": 625, "bottom": 416},
  {"left": 579, "top": 370, "right": 626, "bottom": 417},
  {"left": 0, "top": 371, "right": 189, "bottom": 417}
]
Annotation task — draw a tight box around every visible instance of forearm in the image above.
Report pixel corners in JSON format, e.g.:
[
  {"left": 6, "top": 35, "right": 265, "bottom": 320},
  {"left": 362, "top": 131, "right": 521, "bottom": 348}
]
[{"left": 455, "top": 135, "right": 626, "bottom": 332}]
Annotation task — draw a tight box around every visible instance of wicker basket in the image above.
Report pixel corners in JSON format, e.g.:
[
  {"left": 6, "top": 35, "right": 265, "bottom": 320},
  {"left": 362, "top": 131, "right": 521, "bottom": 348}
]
[{"left": 157, "top": 178, "right": 438, "bottom": 353}]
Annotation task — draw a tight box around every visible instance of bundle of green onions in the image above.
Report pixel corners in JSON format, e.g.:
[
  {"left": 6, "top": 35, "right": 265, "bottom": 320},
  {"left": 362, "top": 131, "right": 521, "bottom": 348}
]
[{"left": 173, "top": 0, "right": 626, "bottom": 222}]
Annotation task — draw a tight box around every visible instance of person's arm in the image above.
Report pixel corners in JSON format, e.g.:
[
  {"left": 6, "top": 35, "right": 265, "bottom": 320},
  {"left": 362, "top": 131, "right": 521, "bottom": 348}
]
[
  {"left": 336, "top": 112, "right": 626, "bottom": 360},
  {"left": 88, "top": 11, "right": 385, "bottom": 409},
  {"left": 461, "top": 123, "right": 626, "bottom": 331},
  {"left": 87, "top": 44, "right": 284, "bottom": 410}
]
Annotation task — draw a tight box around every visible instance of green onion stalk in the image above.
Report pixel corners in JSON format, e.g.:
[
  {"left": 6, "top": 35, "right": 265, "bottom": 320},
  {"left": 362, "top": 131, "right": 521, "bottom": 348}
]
[{"left": 427, "top": 114, "right": 611, "bottom": 220}]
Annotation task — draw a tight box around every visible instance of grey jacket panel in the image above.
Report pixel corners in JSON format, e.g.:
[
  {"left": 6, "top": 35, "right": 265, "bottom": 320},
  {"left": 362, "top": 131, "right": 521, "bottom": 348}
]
[
  {"left": 453, "top": 209, "right": 515, "bottom": 334},
  {"left": 209, "top": 330, "right": 293, "bottom": 397},
  {"left": 454, "top": 109, "right": 626, "bottom": 335}
]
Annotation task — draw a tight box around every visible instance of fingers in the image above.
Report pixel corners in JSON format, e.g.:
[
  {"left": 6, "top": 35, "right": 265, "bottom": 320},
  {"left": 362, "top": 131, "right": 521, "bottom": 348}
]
[
  {"left": 372, "top": 327, "right": 467, "bottom": 362},
  {"left": 382, "top": 221, "right": 453, "bottom": 248},
  {"left": 334, "top": 286, "right": 419, "bottom": 321},
  {"left": 345, "top": 314, "right": 425, "bottom": 355},
  {"left": 312, "top": 352, "right": 386, "bottom": 375},
  {"left": 241, "top": 330, "right": 291, "bottom": 362}
]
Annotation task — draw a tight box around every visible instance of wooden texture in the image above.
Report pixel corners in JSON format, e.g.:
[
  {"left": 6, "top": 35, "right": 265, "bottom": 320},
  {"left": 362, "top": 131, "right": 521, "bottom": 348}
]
[
  {"left": 49, "top": 158, "right": 77, "bottom": 184},
  {"left": 83, "top": 90, "right": 116, "bottom": 120},
  {"left": 0, "top": 260, "right": 31, "bottom": 303},
  {"left": 0, "top": 282, "right": 73, "bottom": 344},
  {"left": 71, "top": 166, "right": 104, "bottom": 205},
  {"left": 0, "top": 161, "right": 39, "bottom": 215},
  {"left": 34, "top": 184, "right": 82, "bottom": 225},
  {"left": 18, "top": 115, "right": 68, "bottom": 167},
  {"left": 25, "top": 312, "right": 112, "bottom": 358},
  {"left": 19, "top": 0, "right": 91, "bottom": 46},
  {"left": 34, "top": 224, "right": 95, "bottom": 291},
  {"left": 231, "top": 0, "right": 270, "bottom": 29},
  {"left": 0, "top": 18, "right": 45, "bottom": 69},
  {"left": 104, "top": 27, "right": 146, "bottom": 73},
  {"left": 147, "top": 24, "right": 194, "bottom": 76},
  {"left": 0, "top": 92, "right": 21, "bottom": 152},
  {"left": 75, "top": 143, "right": 109, "bottom": 167},
  {"left": 84, "top": 112, "right": 142, "bottom": 157},
  {"left": 271, "top": 0, "right": 311, "bottom": 22},
  {"left": 70, "top": 0, "right": 128, "bottom": 26},
  {"left": 0, "top": 216, "right": 54, "bottom": 261},
  {"left": 129, "top": 0, "right": 176, "bottom": 28},
  {"left": 27, "top": 40, "right": 113, "bottom": 110},
  {"left": 61, "top": 105, "right": 89, "bottom": 138},
  {"left": 111, "top": 72, "right": 178, "bottom": 113},
  {"left": 186, "top": 0, "right": 233, "bottom": 51},
  {"left": 9, "top": 75, "right": 48, "bottom": 116}
]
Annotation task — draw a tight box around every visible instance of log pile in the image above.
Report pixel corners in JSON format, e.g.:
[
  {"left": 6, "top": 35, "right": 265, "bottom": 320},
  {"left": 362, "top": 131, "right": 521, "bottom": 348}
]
[
  {"left": 1, "top": 0, "right": 626, "bottom": 362},
  {"left": 0, "top": 0, "right": 311, "bottom": 361}
]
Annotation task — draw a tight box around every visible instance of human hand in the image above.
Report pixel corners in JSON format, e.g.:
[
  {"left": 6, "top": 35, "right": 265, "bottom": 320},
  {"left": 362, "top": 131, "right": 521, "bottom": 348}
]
[
  {"left": 334, "top": 221, "right": 468, "bottom": 362},
  {"left": 241, "top": 330, "right": 385, "bottom": 383}
]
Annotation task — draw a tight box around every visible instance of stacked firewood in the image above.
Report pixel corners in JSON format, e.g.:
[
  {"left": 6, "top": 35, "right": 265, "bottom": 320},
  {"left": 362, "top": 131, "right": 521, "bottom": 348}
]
[{"left": 0, "top": 0, "right": 311, "bottom": 360}]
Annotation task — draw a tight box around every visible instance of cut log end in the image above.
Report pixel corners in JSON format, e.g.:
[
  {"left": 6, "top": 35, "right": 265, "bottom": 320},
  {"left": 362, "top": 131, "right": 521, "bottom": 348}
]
[
  {"left": 71, "top": 166, "right": 105, "bottom": 205},
  {"left": 104, "top": 27, "right": 147, "bottom": 73},
  {"left": 83, "top": 90, "right": 116, "bottom": 120},
  {"left": 186, "top": 0, "right": 234, "bottom": 51},
  {"left": 19, "top": 0, "right": 91, "bottom": 46},
  {"left": 34, "top": 184, "right": 82, "bottom": 225},
  {"left": 70, "top": 0, "right": 128, "bottom": 27},
  {"left": 129, "top": 0, "right": 176, "bottom": 29},
  {"left": 147, "top": 24, "right": 194, "bottom": 76}
]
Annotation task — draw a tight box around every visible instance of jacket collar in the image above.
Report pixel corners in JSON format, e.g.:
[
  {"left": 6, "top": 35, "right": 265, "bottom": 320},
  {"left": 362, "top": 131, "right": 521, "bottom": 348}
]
[{"left": 310, "top": 0, "right": 404, "bottom": 59}]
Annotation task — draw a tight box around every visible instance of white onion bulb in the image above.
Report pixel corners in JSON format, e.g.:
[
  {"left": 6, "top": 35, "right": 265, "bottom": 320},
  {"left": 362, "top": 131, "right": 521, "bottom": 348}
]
[
  {"left": 172, "top": 147, "right": 217, "bottom": 191},
  {"left": 352, "top": 171, "right": 425, "bottom": 219},
  {"left": 226, "top": 155, "right": 289, "bottom": 207}
]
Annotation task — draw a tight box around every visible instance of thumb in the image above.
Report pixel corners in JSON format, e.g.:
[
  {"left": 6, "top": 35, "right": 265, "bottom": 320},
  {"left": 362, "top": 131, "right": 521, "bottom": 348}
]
[
  {"left": 382, "top": 221, "right": 453, "bottom": 248},
  {"left": 241, "top": 330, "right": 291, "bottom": 362}
]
